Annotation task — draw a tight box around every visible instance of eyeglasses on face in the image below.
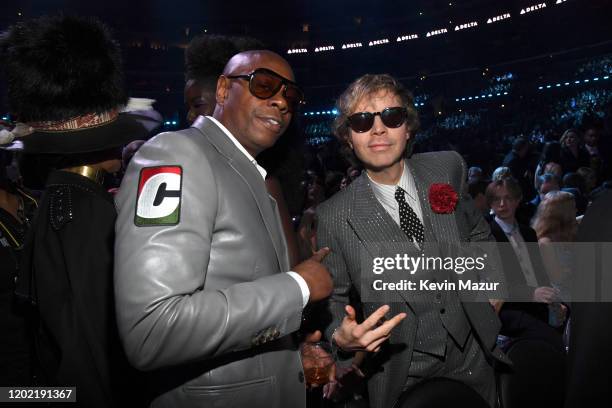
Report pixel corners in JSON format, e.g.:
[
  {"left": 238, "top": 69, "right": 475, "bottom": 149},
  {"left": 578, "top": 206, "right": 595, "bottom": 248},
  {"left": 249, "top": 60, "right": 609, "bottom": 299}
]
[
  {"left": 346, "top": 107, "right": 408, "bottom": 133},
  {"left": 226, "top": 68, "right": 305, "bottom": 112}
]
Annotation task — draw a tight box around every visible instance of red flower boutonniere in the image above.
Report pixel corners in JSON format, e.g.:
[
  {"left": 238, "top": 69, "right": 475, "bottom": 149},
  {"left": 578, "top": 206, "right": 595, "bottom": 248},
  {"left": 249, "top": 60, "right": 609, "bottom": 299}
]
[{"left": 428, "top": 183, "right": 458, "bottom": 214}]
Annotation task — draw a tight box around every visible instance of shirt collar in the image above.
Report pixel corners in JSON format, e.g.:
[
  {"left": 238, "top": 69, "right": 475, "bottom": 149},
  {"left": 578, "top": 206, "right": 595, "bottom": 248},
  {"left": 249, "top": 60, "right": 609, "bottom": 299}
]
[
  {"left": 206, "top": 116, "right": 267, "bottom": 179},
  {"left": 495, "top": 216, "right": 518, "bottom": 235},
  {"left": 367, "top": 160, "right": 417, "bottom": 201}
]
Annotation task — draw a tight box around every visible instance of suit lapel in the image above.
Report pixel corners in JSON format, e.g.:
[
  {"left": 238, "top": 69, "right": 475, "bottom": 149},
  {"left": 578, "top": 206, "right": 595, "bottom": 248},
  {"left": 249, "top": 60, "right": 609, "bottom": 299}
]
[
  {"left": 408, "top": 157, "right": 461, "bottom": 243},
  {"left": 347, "top": 174, "right": 408, "bottom": 258},
  {"left": 193, "top": 117, "right": 287, "bottom": 271},
  {"left": 346, "top": 174, "right": 416, "bottom": 305}
]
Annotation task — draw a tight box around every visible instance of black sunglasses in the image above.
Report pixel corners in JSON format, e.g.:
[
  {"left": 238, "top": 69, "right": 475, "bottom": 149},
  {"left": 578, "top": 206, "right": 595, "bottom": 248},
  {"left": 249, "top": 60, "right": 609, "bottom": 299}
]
[
  {"left": 226, "top": 68, "right": 305, "bottom": 112},
  {"left": 346, "top": 107, "right": 408, "bottom": 133}
]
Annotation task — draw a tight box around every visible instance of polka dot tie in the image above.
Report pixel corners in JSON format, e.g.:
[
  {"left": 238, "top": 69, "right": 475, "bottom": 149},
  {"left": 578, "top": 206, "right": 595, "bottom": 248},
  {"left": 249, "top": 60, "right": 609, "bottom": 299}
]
[{"left": 395, "top": 186, "right": 425, "bottom": 245}]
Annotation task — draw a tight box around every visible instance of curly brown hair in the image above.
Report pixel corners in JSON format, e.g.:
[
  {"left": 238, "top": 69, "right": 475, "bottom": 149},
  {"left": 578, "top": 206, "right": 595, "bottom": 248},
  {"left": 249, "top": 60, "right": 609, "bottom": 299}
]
[
  {"left": 532, "top": 190, "right": 577, "bottom": 242},
  {"left": 333, "top": 74, "right": 420, "bottom": 161}
]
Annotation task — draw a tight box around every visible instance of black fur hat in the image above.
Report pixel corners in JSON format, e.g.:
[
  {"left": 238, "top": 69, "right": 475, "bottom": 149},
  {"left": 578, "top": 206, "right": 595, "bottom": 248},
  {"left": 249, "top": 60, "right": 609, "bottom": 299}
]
[{"left": 0, "top": 15, "right": 148, "bottom": 153}]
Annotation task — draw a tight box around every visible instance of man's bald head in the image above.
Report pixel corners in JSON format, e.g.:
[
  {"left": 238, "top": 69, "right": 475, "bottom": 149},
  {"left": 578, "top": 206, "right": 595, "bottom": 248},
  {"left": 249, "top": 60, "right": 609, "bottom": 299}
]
[
  {"left": 222, "top": 50, "right": 294, "bottom": 81},
  {"left": 213, "top": 50, "right": 298, "bottom": 158}
]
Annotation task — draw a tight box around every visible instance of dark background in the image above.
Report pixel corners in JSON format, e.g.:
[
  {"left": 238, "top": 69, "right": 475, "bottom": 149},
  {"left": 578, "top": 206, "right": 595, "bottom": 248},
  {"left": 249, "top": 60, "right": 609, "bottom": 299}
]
[{"left": 1, "top": 0, "right": 611, "bottom": 126}]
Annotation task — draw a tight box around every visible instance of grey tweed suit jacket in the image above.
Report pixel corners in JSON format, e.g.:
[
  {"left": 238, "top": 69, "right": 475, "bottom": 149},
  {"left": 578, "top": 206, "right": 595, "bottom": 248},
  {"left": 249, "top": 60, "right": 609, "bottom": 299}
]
[
  {"left": 317, "top": 151, "right": 509, "bottom": 408},
  {"left": 114, "top": 117, "right": 306, "bottom": 408}
]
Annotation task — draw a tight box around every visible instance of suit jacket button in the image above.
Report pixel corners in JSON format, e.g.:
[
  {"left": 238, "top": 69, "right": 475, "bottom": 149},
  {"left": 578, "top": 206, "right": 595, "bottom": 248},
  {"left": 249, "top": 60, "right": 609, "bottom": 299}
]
[
  {"left": 440, "top": 308, "right": 446, "bottom": 314},
  {"left": 298, "top": 371, "right": 305, "bottom": 383}
]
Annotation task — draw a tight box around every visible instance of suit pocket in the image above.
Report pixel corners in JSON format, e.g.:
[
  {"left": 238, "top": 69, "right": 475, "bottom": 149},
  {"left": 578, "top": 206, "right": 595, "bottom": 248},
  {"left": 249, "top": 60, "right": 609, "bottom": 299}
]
[{"left": 182, "top": 376, "right": 276, "bottom": 407}]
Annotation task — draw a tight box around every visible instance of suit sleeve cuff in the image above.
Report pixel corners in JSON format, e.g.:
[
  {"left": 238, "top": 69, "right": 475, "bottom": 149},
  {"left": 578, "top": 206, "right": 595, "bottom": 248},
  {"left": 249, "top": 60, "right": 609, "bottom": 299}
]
[{"left": 286, "top": 271, "right": 310, "bottom": 308}]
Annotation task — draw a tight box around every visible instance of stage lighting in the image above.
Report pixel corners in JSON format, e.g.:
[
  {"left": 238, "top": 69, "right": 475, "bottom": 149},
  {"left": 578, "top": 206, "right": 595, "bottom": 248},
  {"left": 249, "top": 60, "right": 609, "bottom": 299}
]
[
  {"left": 397, "top": 34, "right": 418, "bottom": 42},
  {"left": 341, "top": 42, "right": 363, "bottom": 49},
  {"left": 369, "top": 39, "right": 390, "bottom": 46},
  {"left": 426, "top": 28, "right": 448, "bottom": 37},
  {"left": 487, "top": 13, "right": 511, "bottom": 24},
  {"left": 520, "top": 3, "right": 546, "bottom": 15},
  {"left": 455, "top": 21, "right": 478, "bottom": 31},
  {"left": 314, "top": 46, "right": 334, "bottom": 52}
]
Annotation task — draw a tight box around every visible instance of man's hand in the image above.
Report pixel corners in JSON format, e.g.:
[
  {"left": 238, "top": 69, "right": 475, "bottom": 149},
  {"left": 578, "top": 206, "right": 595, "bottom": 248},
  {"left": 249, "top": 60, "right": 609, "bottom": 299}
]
[
  {"left": 489, "top": 298, "right": 504, "bottom": 314},
  {"left": 322, "top": 352, "right": 366, "bottom": 400},
  {"left": 333, "top": 305, "right": 407, "bottom": 352},
  {"left": 301, "top": 330, "right": 335, "bottom": 390},
  {"left": 533, "top": 286, "right": 560, "bottom": 304},
  {"left": 294, "top": 247, "right": 333, "bottom": 303}
]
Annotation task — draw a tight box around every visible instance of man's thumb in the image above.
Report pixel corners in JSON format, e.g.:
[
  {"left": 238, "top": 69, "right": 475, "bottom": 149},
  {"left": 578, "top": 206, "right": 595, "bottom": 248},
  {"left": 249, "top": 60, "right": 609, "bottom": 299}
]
[{"left": 311, "top": 247, "right": 330, "bottom": 262}]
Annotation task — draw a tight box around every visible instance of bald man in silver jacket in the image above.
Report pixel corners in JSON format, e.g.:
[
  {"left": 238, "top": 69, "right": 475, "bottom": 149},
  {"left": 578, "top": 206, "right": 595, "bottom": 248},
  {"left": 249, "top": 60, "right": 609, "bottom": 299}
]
[{"left": 114, "top": 51, "right": 332, "bottom": 407}]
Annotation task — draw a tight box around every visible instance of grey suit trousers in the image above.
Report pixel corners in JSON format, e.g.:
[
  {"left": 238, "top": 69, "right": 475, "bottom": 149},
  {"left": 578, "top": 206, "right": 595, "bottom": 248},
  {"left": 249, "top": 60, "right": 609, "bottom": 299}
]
[{"left": 404, "top": 332, "right": 496, "bottom": 407}]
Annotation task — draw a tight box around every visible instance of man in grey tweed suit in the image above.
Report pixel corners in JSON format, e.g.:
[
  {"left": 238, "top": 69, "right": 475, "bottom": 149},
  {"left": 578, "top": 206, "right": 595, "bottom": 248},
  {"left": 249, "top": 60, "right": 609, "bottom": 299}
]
[{"left": 317, "top": 74, "right": 509, "bottom": 408}]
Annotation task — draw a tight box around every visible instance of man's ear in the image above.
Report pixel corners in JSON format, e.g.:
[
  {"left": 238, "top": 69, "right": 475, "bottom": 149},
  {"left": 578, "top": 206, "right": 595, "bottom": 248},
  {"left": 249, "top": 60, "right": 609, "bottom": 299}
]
[{"left": 216, "top": 75, "right": 228, "bottom": 106}]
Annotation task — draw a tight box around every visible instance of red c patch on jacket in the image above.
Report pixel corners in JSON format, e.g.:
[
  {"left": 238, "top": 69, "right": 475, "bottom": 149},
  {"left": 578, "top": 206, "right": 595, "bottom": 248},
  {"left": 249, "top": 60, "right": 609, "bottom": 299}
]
[{"left": 134, "top": 166, "right": 182, "bottom": 226}]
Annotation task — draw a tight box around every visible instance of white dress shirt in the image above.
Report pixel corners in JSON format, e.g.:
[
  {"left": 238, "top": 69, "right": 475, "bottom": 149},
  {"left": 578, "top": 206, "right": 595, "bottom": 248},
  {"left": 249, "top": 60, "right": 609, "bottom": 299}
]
[
  {"left": 494, "top": 216, "right": 539, "bottom": 287},
  {"left": 206, "top": 116, "right": 310, "bottom": 307},
  {"left": 368, "top": 159, "right": 424, "bottom": 227}
]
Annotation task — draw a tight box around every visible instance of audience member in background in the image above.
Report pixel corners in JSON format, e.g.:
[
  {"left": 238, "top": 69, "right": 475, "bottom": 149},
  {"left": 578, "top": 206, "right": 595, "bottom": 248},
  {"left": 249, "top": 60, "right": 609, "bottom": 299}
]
[
  {"left": 0, "top": 151, "right": 38, "bottom": 387},
  {"left": 468, "top": 166, "right": 484, "bottom": 184},
  {"left": 486, "top": 178, "right": 564, "bottom": 351},
  {"left": 184, "top": 34, "right": 263, "bottom": 123},
  {"left": 296, "top": 172, "right": 327, "bottom": 260},
  {"left": 492, "top": 166, "right": 512, "bottom": 181},
  {"left": 532, "top": 191, "right": 578, "bottom": 301},
  {"left": 1, "top": 16, "right": 149, "bottom": 407},
  {"left": 468, "top": 179, "right": 490, "bottom": 218},
  {"left": 340, "top": 166, "right": 362, "bottom": 190},
  {"left": 518, "top": 173, "right": 561, "bottom": 225},
  {"left": 502, "top": 136, "right": 534, "bottom": 199},
  {"left": 533, "top": 173, "right": 561, "bottom": 207},
  {"left": 534, "top": 141, "right": 563, "bottom": 190},
  {"left": 565, "top": 190, "right": 612, "bottom": 408},
  {"left": 559, "top": 128, "right": 590, "bottom": 174},
  {"left": 562, "top": 172, "right": 588, "bottom": 215},
  {"left": 324, "top": 171, "right": 344, "bottom": 199},
  {"left": 576, "top": 166, "right": 598, "bottom": 197},
  {"left": 582, "top": 123, "right": 606, "bottom": 182}
]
